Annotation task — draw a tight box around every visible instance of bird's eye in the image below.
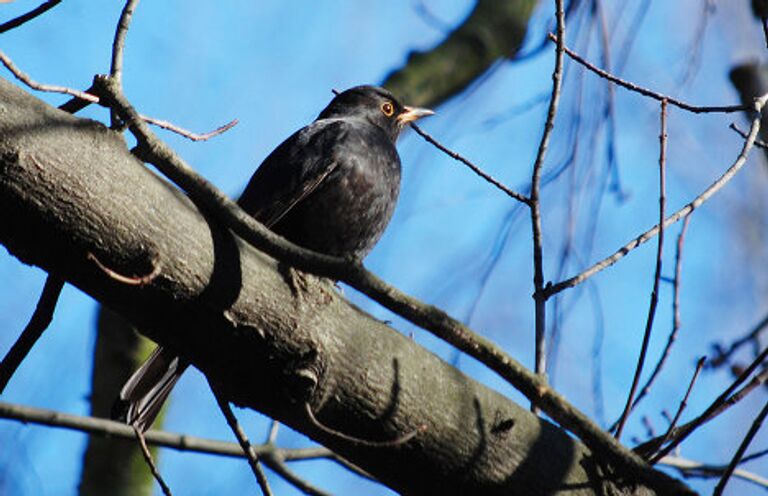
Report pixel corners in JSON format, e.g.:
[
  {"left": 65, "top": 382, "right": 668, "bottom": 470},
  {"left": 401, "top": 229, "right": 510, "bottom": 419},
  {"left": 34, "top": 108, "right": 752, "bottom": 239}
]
[{"left": 381, "top": 102, "right": 395, "bottom": 117}]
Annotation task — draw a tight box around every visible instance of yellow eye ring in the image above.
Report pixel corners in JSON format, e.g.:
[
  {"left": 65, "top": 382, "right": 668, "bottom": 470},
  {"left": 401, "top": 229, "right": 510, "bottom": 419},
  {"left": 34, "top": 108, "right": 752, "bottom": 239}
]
[{"left": 381, "top": 102, "right": 395, "bottom": 117}]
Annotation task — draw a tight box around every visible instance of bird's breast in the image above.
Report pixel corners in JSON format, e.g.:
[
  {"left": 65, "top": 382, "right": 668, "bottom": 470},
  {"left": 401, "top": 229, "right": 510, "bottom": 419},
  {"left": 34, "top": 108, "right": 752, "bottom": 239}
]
[{"left": 273, "top": 128, "right": 401, "bottom": 259}]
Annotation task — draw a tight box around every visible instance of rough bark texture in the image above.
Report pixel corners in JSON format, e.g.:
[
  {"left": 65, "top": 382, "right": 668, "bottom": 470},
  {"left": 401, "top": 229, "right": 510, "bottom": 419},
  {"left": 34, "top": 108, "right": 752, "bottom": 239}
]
[
  {"left": 83, "top": 1, "right": 540, "bottom": 490},
  {"left": 0, "top": 77, "right": 663, "bottom": 495},
  {"left": 383, "top": 0, "right": 539, "bottom": 108}
]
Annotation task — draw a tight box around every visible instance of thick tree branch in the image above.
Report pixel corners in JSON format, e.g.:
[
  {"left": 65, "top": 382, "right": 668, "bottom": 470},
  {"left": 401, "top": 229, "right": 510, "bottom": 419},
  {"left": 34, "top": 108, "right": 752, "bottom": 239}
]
[
  {"left": 383, "top": 0, "right": 538, "bottom": 108},
  {"left": 0, "top": 77, "right": 679, "bottom": 495},
  {"left": 93, "top": 75, "right": 684, "bottom": 493}
]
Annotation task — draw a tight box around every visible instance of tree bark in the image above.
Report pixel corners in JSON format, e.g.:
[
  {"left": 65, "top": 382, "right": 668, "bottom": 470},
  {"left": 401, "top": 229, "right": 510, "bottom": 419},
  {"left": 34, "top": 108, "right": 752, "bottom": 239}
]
[
  {"left": 0, "top": 77, "right": 666, "bottom": 495},
  {"left": 84, "top": 1, "right": 540, "bottom": 491},
  {"left": 383, "top": 0, "right": 539, "bottom": 107}
]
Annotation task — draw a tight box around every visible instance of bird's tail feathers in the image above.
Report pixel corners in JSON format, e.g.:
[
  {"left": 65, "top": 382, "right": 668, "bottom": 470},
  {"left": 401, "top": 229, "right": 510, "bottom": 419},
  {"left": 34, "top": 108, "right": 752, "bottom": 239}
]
[{"left": 113, "top": 346, "right": 187, "bottom": 432}]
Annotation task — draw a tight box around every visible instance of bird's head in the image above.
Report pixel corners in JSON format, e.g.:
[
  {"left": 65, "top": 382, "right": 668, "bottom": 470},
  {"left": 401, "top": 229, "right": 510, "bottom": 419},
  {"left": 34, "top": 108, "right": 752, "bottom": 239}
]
[{"left": 318, "top": 85, "right": 433, "bottom": 141}]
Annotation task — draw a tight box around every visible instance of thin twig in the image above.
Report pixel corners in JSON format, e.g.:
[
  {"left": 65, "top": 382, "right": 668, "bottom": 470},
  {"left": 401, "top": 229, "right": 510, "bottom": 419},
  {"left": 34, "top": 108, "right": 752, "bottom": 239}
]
[
  {"left": 0, "top": 49, "right": 99, "bottom": 103},
  {"left": 133, "top": 425, "right": 173, "bottom": 496},
  {"left": 142, "top": 115, "right": 240, "bottom": 141},
  {"left": 57, "top": 84, "right": 98, "bottom": 114},
  {"left": 731, "top": 122, "right": 768, "bottom": 150},
  {"left": 0, "top": 400, "right": 341, "bottom": 494},
  {"left": 530, "top": 0, "right": 567, "bottom": 389},
  {"left": 545, "top": 95, "right": 767, "bottom": 298},
  {"left": 659, "top": 455, "right": 768, "bottom": 489},
  {"left": 264, "top": 460, "right": 333, "bottom": 496},
  {"left": 641, "top": 345, "right": 768, "bottom": 460},
  {"left": 305, "top": 403, "right": 424, "bottom": 448},
  {"left": 741, "top": 447, "right": 768, "bottom": 464},
  {"left": 211, "top": 385, "right": 273, "bottom": 495},
  {"left": 615, "top": 99, "right": 668, "bottom": 440},
  {"left": 640, "top": 415, "right": 656, "bottom": 439},
  {"left": 57, "top": 81, "right": 239, "bottom": 138},
  {"left": 649, "top": 357, "right": 706, "bottom": 464},
  {"left": 0, "top": 275, "right": 64, "bottom": 393},
  {"left": 109, "top": 0, "right": 140, "bottom": 127},
  {"left": 0, "top": 0, "right": 61, "bottom": 33},
  {"left": 713, "top": 399, "right": 768, "bottom": 495},
  {"left": 707, "top": 304, "right": 768, "bottom": 366},
  {"left": 410, "top": 124, "right": 529, "bottom": 204},
  {"left": 626, "top": 215, "right": 692, "bottom": 415},
  {"left": 2, "top": 51, "right": 235, "bottom": 140},
  {"left": 0, "top": 400, "right": 330, "bottom": 460},
  {"left": 87, "top": 252, "right": 161, "bottom": 286},
  {"left": 110, "top": 0, "right": 140, "bottom": 85},
  {"left": 267, "top": 420, "right": 280, "bottom": 443},
  {"left": 550, "top": 33, "right": 747, "bottom": 114}
]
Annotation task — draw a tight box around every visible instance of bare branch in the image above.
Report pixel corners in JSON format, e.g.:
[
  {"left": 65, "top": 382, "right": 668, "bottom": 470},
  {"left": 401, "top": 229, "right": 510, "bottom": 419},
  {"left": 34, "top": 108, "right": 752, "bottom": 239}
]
[
  {"left": 141, "top": 115, "right": 239, "bottom": 141},
  {"left": 713, "top": 399, "right": 768, "bottom": 495},
  {"left": 616, "top": 214, "right": 693, "bottom": 424},
  {"left": 0, "top": 401, "right": 334, "bottom": 461},
  {"left": 659, "top": 455, "right": 768, "bottom": 489},
  {"left": 110, "top": 0, "right": 141, "bottom": 86},
  {"left": 544, "top": 95, "right": 767, "bottom": 298},
  {"left": 264, "top": 461, "right": 333, "bottom": 496},
  {"left": 0, "top": 0, "right": 61, "bottom": 33},
  {"left": 530, "top": 0, "right": 567, "bottom": 384},
  {"left": 109, "top": 0, "right": 141, "bottom": 128},
  {"left": 0, "top": 398, "right": 347, "bottom": 496},
  {"left": 0, "top": 53, "right": 235, "bottom": 141},
  {"left": 267, "top": 421, "right": 280, "bottom": 443},
  {"left": 410, "top": 123, "right": 529, "bottom": 204},
  {"left": 615, "top": 99, "right": 668, "bottom": 440},
  {"left": 0, "top": 49, "right": 99, "bottom": 103},
  {"left": 709, "top": 311, "right": 768, "bottom": 369},
  {"left": 0, "top": 275, "right": 64, "bottom": 393},
  {"left": 639, "top": 345, "right": 768, "bottom": 460},
  {"left": 133, "top": 425, "right": 173, "bottom": 496},
  {"left": 649, "top": 357, "right": 706, "bottom": 464},
  {"left": 89, "top": 73, "right": 692, "bottom": 495},
  {"left": 55, "top": 80, "right": 239, "bottom": 140},
  {"left": 551, "top": 33, "right": 747, "bottom": 114},
  {"left": 741, "top": 448, "right": 768, "bottom": 464},
  {"left": 211, "top": 385, "right": 273, "bottom": 496}
]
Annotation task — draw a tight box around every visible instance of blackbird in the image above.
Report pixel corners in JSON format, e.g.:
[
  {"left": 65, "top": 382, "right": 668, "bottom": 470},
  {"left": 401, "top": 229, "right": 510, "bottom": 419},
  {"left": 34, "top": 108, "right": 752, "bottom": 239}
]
[{"left": 116, "top": 85, "right": 433, "bottom": 431}]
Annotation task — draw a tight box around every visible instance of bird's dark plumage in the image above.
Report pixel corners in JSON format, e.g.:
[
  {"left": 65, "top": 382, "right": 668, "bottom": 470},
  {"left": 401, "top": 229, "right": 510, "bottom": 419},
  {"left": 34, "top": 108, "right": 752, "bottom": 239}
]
[{"left": 116, "top": 85, "right": 432, "bottom": 431}]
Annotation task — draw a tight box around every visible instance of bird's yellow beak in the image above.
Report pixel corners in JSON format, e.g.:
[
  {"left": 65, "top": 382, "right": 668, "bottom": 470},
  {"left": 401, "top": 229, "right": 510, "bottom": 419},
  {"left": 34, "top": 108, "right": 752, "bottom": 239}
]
[{"left": 397, "top": 106, "right": 435, "bottom": 125}]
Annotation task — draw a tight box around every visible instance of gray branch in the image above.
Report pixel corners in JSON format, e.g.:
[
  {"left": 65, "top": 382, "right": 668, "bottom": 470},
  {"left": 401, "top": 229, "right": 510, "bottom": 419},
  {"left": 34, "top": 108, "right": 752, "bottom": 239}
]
[{"left": 0, "top": 77, "right": 675, "bottom": 495}]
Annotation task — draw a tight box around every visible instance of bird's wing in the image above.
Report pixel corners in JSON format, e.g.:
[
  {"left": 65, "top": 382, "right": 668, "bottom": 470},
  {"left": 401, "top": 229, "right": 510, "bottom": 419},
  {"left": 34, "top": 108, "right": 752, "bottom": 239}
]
[{"left": 237, "top": 119, "right": 351, "bottom": 228}]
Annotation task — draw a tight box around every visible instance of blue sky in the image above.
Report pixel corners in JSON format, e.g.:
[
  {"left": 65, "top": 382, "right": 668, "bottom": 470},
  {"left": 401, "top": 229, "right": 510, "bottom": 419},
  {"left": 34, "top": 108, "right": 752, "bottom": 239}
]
[{"left": 1, "top": 1, "right": 768, "bottom": 494}]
